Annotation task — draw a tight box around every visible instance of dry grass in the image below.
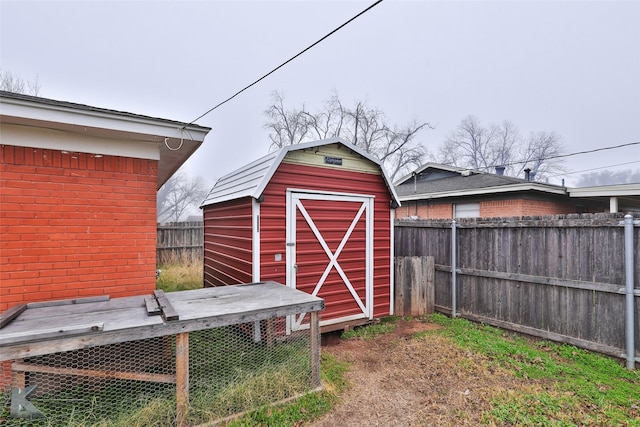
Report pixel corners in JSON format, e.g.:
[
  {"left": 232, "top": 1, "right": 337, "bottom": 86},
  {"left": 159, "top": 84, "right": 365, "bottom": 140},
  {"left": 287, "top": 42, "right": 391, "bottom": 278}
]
[{"left": 156, "top": 257, "right": 203, "bottom": 292}]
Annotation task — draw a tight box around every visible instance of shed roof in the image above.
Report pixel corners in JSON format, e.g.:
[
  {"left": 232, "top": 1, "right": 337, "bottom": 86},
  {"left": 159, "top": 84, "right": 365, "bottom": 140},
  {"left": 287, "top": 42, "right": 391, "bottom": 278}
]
[
  {"left": 201, "top": 138, "right": 400, "bottom": 207},
  {"left": 0, "top": 91, "right": 211, "bottom": 187}
]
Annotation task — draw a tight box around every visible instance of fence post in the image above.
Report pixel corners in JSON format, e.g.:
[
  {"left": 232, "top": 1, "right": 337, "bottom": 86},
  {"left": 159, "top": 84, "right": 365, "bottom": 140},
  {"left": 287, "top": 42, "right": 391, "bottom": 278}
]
[
  {"left": 451, "top": 220, "right": 457, "bottom": 317},
  {"left": 425, "top": 256, "right": 435, "bottom": 314},
  {"left": 624, "top": 214, "right": 635, "bottom": 370}
]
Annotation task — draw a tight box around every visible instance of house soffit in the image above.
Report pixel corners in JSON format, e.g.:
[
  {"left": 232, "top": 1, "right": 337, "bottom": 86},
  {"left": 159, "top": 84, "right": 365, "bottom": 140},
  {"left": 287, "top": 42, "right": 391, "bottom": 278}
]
[{"left": 1, "top": 92, "right": 211, "bottom": 188}]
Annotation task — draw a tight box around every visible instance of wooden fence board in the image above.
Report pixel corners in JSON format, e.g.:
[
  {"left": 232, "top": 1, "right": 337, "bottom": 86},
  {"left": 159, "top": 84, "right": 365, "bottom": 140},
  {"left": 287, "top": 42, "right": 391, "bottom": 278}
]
[
  {"left": 395, "top": 213, "right": 640, "bottom": 362},
  {"left": 157, "top": 221, "right": 203, "bottom": 264}
]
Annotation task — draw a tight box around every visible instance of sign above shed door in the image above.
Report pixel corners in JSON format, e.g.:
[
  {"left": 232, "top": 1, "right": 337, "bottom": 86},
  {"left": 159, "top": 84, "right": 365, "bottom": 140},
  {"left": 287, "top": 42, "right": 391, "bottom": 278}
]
[{"left": 286, "top": 191, "right": 373, "bottom": 332}]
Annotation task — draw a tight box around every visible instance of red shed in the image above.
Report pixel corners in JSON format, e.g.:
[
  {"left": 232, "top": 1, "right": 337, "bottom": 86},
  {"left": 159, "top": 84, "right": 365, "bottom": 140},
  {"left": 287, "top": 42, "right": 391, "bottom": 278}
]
[{"left": 201, "top": 138, "right": 400, "bottom": 332}]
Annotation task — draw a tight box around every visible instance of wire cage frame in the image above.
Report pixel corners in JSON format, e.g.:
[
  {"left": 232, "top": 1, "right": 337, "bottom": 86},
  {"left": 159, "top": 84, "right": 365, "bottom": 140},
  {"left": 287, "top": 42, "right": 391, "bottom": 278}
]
[{"left": 0, "top": 282, "right": 324, "bottom": 426}]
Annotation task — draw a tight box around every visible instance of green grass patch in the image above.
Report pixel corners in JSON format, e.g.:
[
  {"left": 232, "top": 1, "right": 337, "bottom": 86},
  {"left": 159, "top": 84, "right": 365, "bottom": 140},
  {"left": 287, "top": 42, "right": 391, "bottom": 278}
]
[
  {"left": 341, "top": 322, "right": 397, "bottom": 340},
  {"left": 429, "top": 313, "right": 640, "bottom": 426}
]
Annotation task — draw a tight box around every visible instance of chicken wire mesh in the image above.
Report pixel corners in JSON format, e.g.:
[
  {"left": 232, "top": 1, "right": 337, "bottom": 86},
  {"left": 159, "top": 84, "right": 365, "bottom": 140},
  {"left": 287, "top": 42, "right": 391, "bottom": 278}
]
[{"left": 1, "top": 318, "right": 316, "bottom": 426}]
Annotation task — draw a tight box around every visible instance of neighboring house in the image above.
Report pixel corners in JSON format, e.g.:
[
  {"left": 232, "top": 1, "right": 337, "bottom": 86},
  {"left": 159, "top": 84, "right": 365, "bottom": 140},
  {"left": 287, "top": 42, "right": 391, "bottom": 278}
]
[
  {"left": 567, "top": 184, "right": 640, "bottom": 214},
  {"left": 395, "top": 163, "right": 640, "bottom": 219},
  {"left": 0, "top": 91, "right": 210, "bottom": 311},
  {"left": 201, "top": 138, "right": 400, "bottom": 332}
]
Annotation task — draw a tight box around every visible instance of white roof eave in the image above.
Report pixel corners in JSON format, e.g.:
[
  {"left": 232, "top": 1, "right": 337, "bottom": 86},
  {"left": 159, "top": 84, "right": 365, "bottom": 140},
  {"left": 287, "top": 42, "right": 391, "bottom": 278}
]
[{"left": 568, "top": 184, "right": 640, "bottom": 198}]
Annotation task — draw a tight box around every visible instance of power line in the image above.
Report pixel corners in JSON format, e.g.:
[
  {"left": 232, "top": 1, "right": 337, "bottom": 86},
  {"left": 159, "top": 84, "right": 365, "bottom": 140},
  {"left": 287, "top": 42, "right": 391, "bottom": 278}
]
[
  {"left": 185, "top": 0, "right": 384, "bottom": 127},
  {"left": 548, "top": 160, "right": 640, "bottom": 177},
  {"left": 496, "top": 141, "right": 640, "bottom": 168}
]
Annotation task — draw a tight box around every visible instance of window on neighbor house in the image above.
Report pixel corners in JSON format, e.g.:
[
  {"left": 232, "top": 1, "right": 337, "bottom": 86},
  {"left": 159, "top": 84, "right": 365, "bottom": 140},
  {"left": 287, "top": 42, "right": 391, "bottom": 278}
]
[{"left": 454, "top": 202, "right": 480, "bottom": 218}]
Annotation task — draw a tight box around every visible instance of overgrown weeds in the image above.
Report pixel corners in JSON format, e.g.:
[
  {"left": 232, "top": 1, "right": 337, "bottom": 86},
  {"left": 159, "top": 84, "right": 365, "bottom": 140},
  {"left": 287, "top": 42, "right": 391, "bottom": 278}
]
[
  {"left": 156, "top": 259, "right": 203, "bottom": 292},
  {"left": 228, "top": 353, "right": 350, "bottom": 427}
]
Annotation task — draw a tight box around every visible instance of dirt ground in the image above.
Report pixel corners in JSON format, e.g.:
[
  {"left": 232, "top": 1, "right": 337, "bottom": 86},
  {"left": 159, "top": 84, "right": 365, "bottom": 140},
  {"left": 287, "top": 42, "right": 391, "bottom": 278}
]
[{"left": 308, "top": 319, "right": 522, "bottom": 427}]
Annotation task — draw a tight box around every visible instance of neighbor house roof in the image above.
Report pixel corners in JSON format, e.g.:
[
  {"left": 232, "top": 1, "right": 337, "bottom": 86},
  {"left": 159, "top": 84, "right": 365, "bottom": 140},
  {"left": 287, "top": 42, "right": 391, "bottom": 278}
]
[
  {"left": 0, "top": 91, "right": 211, "bottom": 187},
  {"left": 395, "top": 163, "right": 567, "bottom": 201},
  {"left": 568, "top": 183, "right": 640, "bottom": 212},
  {"left": 201, "top": 137, "right": 401, "bottom": 207}
]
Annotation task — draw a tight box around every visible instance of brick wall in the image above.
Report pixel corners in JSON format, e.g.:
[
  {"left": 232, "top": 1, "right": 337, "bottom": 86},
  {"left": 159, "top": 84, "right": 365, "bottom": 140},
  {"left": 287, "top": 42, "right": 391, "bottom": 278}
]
[
  {"left": 0, "top": 145, "right": 158, "bottom": 312},
  {"left": 480, "top": 199, "right": 577, "bottom": 217},
  {"left": 398, "top": 201, "right": 453, "bottom": 219},
  {"left": 398, "top": 197, "right": 577, "bottom": 220}
]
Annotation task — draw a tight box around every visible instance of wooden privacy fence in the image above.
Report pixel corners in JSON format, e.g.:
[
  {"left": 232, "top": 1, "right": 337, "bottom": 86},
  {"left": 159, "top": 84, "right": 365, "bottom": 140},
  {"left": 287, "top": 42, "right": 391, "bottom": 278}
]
[
  {"left": 157, "top": 221, "right": 203, "bottom": 264},
  {"left": 395, "top": 213, "right": 640, "bottom": 363}
]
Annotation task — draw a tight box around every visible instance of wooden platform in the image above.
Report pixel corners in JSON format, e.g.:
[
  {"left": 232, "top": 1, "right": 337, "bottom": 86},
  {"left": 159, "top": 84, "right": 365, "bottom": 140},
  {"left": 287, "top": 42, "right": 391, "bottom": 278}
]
[
  {"left": 0, "top": 281, "right": 324, "bottom": 361},
  {"left": 1, "top": 282, "right": 324, "bottom": 426}
]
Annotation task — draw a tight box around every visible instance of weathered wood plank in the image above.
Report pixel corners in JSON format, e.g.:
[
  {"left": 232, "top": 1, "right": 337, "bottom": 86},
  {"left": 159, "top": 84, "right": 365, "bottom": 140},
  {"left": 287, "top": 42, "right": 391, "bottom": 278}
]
[
  {"left": 26, "top": 295, "right": 110, "bottom": 309},
  {"left": 0, "top": 282, "right": 324, "bottom": 360},
  {"left": 145, "top": 296, "right": 162, "bottom": 316},
  {"left": 11, "top": 361, "right": 176, "bottom": 384},
  {"left": 397, "top": 213, "right": 640, "bottom": 361},
  {"left": 394, "top": 256, "right": 435, "bottom": 316},
  {"left": 0, "top": 304, "right": 26, "bottom": 329},
  {"left": 0, "top": 323, "right": 104, "bottom": 345},
  {"left": 310, "top": 311, "right": 321, "bottom": 389},
  {"left": 154, "top": 290, "right": 179, "bottom": 321},
  {"left": 425, "top": 256, "right": 435, "bottom": 314},
  {"left": 175, "top": 332, "right": 189, "bottom": 427},
  {"left": 434, "top": 265, "right": 628, "bottom": 295}
]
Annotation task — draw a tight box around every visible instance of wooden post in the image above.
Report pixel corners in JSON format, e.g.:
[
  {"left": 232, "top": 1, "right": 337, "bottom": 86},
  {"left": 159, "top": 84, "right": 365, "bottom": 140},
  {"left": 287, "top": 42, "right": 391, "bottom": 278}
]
[
  {"left": 175, "top": 332, "right": 189, "bottom": 427},
  {"left": 394, "top": 256, "right": 435, "bottom": 316},
  {"left": 266, "top": 318, "right": 274, "bottom": 348},
  {"left": 310, "top": 311, "right": 321, "bottom": 388},
  {"left": 12, "top": 360, "right": 25, "bottom": 389},
  {"left": 425, "top": 256, "right": 435, "bottom": 314}
]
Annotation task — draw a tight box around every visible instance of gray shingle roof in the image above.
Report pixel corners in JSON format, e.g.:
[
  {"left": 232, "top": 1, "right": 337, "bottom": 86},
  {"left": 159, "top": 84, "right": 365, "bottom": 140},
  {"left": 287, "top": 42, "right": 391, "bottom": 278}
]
[{"left": 395, "top": 165, "right": 566, "bottom": 199}]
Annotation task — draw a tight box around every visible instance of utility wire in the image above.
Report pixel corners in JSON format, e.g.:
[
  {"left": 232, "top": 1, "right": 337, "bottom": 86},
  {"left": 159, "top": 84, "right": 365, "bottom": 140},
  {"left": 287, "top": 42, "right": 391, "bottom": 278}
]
[
  {"left": 547, "top": 160, "right": 640, "bottom": 178},
  {"left": 494, "top": 141, "right": 640, "bottom": 168},
  {"left": 185, "top": 0, "right": 384, "bottom": 127}
]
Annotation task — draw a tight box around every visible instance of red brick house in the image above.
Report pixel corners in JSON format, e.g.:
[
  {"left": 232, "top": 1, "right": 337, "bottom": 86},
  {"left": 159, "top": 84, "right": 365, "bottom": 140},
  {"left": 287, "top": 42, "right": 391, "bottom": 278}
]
[
  {"left": 0, "top": 91, "right": 210, "bottom": 311},
  {"left": 395, "top": 163, "right": 640, "bottom": 219}
]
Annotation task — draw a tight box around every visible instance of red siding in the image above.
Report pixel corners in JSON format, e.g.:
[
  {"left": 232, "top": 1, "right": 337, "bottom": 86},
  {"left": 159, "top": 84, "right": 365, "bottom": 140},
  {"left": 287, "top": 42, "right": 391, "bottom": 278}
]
[
  {"left": 260, "top": 162, "right": 393, "bottom": 320},
  {"left": 202, "top": 197, "right": 253, "bottom": 287},
  {"left": 0, "top": 145, "right": 158, "bottom": 312},
  {"left": 294, "top": 198, "right": 367, "bottom": 322}
]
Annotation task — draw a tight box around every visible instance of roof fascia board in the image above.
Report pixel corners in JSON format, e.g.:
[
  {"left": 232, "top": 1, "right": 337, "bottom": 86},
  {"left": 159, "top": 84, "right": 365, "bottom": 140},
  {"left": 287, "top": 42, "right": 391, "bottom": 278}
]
[
  {"left": 568, "top": 184, "right": 640, "bottom": 198},
  {"left": 1, "top": 96, "right": 209, "bottom": 142},
  {"left": 1, "top": 123, "right": 159, "bottom": 160},
  {"left": 398, "top": 183, "right": 567, "bottom": 201}
]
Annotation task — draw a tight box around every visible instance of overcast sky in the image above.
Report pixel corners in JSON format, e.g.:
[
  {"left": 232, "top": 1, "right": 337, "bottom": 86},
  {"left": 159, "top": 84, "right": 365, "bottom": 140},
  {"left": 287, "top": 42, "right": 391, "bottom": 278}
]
[{"left": 2, "top": 0, "right": 639, "bottom": 188}]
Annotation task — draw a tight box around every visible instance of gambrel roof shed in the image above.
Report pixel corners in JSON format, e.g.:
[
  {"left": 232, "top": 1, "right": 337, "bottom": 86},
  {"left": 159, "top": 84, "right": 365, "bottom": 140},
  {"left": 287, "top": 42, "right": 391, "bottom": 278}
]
[
  {"left": 202, "top": 138, "right": 400, "bottom": 206},
  {"left": 201, "top": 138, "right": 400, "bottom": 332}
]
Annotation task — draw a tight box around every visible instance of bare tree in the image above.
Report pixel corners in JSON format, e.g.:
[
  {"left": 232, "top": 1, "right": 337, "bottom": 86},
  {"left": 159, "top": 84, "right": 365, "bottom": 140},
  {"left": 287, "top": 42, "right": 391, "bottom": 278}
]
[
  {"left": 264, "top": 91, "right": 432, "bottom": 181},
  {"left": 517, "top": 131, "right": 564, "bottom": 180},
  {"left": 576, "top": 169, "right": 640, "bottom": 186},
  {"left": 0, "top": 69, "right": 41, "bottom": 95},
  {"left": 157, "top": 171, "right": 209, "bottom": 223},
  {"left": 438, "top": 115, "right": 565, "bottom": 180}
]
